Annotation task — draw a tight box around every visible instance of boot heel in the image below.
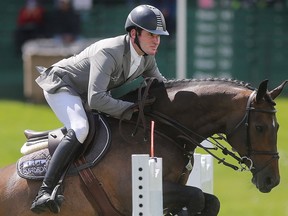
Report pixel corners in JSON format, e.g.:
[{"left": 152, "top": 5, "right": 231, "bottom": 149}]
[{"left": 46, "top": 199, "right": 60, "bottom": 213}]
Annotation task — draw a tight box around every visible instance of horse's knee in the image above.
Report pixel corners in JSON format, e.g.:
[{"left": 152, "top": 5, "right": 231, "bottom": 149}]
[
  {"left": 185, "top": 187, "right": 205, "bottom": 213},
  {"left": 202, "top": 193, "right": 220, "bottom": 215},
  {"left": 163, "top": 183, "right": 205, "bottom": 215}
]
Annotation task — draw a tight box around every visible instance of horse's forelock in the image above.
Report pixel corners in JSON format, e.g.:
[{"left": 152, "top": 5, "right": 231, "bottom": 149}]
[{"left": 265, "top": 93, "right": 276, "bottom": 106}]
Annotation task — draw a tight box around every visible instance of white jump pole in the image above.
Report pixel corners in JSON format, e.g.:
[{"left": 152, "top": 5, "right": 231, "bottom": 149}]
[
  {"left": 132, "top": 121, "right": 163, "bottom": 216},
  {"left": 132, "top": 155, "right": 163, "bottom": 216},
  {"left": 148, "top": 157, "right": 163, "bottom": 215},
  {"left": 186, "top": 152, "right": 214, "bottom": 194},
  {"left": 132, "top": 154, "right": 151, "bottom": 216}
]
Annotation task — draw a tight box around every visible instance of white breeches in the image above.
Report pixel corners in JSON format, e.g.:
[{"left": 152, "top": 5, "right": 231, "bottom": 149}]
[{"left": 44, "top": 91, "right": 89, "bottom": 143}]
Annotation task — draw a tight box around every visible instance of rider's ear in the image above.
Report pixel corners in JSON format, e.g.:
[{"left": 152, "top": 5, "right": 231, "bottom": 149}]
[{"left": 130, "top": 28, "right": 137, "bottom": 39}]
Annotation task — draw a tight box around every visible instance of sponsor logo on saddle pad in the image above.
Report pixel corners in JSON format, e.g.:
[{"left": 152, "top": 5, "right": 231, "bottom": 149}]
[
  {"left": 17, "top": 149, "right": 50, "bottom": 180},
  {"left": 22, "top": 159, "right": 47, "bottom": 176}
]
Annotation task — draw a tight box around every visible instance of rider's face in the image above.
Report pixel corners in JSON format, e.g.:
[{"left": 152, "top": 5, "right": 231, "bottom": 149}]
[{"left": 131, "top": 29, "right": 160, "bottom": 56}]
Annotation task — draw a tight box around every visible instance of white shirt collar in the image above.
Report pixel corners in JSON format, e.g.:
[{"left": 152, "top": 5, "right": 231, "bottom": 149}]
[
  {"left": 129, "top": 40, "right": 142, "bottom": 77},
  {"left": 130, "top": 41, "right": 142, "bottom": 63}
]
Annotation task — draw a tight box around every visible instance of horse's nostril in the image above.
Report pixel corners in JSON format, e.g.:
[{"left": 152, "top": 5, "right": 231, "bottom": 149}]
[{"left": 265, "top": 177, "right": 272, "bottom": 186}]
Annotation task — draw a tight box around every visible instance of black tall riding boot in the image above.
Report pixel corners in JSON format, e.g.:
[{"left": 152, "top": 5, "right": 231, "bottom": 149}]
[{"left": 30, "top": 129, "right": 82, "bottom": 214}]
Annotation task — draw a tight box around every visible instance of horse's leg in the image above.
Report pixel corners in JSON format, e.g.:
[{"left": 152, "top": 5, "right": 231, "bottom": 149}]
[
  {"left": 197, "top": 192, "right": 220, "bottom": 216},
  {"left": 163, "top": 182, "right": 220, "bottom": 216},
  {"left": 163, "top": 181, "right": 205, "bottom": 215},
  {"left": 176, "top": 192, "right": 220, "bottom": 216}
]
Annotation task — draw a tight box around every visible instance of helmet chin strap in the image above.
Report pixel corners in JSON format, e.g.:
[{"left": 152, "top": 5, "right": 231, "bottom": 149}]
[{"left": 134, "top": 33, "right": 148, "bottom": 56}]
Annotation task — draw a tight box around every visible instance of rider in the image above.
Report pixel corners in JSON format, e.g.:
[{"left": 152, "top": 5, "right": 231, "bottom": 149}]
[{"left": 30, "top": 4, "right": 169, "bottom": 214}]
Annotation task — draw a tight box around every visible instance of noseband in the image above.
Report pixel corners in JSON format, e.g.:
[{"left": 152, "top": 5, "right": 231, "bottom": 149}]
[{"left": 226, "top": 90, "right": 279, "bottom": 172}]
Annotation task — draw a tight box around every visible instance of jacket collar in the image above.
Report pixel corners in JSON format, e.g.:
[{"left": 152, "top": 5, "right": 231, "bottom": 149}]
[{"left": 122, "top": 34, "right": 131, "bottom": 79}]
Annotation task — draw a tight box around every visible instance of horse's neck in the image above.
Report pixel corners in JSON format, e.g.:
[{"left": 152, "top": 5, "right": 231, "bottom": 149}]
[{"left": 157, "top": 88, "right": 243, "bottom": 138}]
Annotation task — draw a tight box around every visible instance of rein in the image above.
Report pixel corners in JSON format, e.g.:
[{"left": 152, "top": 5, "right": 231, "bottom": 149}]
[
  {"left": 147, "top": 111, "right": 246, "bottom": 171},
  {"left": 120, "top": 81, "right": 279, "bottom": 173},
  {"left": 148, "top": 90, "right": 279, "bottom": 172},
  {"left": 119, "top": 78, "right": 157, "bottom": 144}
]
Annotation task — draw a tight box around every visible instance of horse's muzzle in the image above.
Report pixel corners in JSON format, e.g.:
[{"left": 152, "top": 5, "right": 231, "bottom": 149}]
[{"left": 252, "top": 173, "right": 280, "bottom": 193}]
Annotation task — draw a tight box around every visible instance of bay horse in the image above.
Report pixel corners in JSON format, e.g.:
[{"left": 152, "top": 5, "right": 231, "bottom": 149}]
[{"left": 0, "top": 78, "right": 286, "bottom": 216}]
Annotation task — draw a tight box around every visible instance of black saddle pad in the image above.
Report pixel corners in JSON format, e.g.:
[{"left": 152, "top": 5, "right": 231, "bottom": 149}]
[{"left": 17, "top": 115, "right": 111, "bottom": 180}]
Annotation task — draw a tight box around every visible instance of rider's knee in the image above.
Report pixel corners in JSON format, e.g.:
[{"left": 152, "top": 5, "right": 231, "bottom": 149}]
[{"left": 73, "top": 121, "right": 89, "bottom": 144}]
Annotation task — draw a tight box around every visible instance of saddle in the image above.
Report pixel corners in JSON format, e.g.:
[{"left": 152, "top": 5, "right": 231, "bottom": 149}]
[
  {"left": 17, "top": 112, "right": 111, "bottom": 179},
  {"left": 17, "top": 112, "right": 124, "bottom": 215}
]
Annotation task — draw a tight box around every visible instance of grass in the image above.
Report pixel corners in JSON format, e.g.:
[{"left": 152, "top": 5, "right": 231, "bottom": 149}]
[
  {"left": 0, "top": 98, "right": 288, "bottom": 215},
  {"left": 0, "top": 100, "right": 62, "bottom": 166}
]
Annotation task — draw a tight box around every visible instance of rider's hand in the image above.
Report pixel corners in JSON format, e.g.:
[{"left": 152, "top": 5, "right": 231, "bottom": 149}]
[{"left": 135, "top": 96, "right": 156, "bottom": 113}]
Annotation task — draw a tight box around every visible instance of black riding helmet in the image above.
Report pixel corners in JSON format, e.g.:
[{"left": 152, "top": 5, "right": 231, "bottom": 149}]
[
  {"left": 125, "top": 5, "right": 169, "bottom": 55},
  {"left": 125, "top": 5, "right": 169, "bottom": 36}
]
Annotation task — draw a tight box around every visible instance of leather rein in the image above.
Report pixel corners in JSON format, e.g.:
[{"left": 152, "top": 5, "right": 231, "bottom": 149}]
[
  {"left": 120, "top": 80, "right": 279, "bottom": 172},
  {"left": 149, "top": 90, "right": 279, "bottom": 172}
]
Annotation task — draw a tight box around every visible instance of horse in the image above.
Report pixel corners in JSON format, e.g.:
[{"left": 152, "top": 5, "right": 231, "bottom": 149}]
[{"left": 0, "top": 78, "right": 287, "bottom": 216}]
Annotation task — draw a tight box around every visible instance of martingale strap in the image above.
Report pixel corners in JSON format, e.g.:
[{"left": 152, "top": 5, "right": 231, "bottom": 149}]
[{"left": 75, "top": 156, "right": 123, "bottom": 216}]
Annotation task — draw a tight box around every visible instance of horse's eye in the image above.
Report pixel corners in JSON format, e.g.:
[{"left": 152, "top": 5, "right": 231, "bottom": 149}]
[{"left": 255, "top": 125, "right": 263, "bottom": 132}]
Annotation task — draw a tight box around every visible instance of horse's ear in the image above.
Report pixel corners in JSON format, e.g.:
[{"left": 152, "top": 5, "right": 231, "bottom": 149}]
[
  {"left": 256, "top": 80, "right": 268, "bottom": 102},
  {"left": 269, "top": 80, "right": 288, "bottom": 100}
]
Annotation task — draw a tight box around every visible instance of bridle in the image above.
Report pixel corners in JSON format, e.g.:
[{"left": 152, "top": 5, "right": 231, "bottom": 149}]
[
  {"left": 225, "top": 90, "right": 279, "bottom": 173},
  {"left": 148, "top": 89, "right": 279, "bottom": 172},
  {"left": 120, "top": 79, "right": 279, "bottom": 172}
]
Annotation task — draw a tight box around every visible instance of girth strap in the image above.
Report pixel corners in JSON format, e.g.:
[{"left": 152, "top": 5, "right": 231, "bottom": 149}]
[{"left": 75, "top": 156, "right": 123, "bottom": 216}]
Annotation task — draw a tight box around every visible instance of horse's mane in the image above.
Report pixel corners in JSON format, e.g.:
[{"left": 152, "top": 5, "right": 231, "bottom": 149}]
[
  {"left": 120, "top": 78, "right": 256, "bottom": 102},
  {"left": 162, "top": 78, "right": 277, "bottom": 105},
  {"left": 163, "top": 78, "right": 256, "bottom": 91}
]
